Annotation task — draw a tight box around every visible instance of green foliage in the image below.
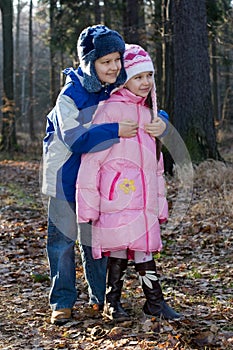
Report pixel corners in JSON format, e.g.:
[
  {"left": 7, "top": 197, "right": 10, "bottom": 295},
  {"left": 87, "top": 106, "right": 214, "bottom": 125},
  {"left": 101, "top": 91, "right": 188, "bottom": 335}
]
[
  {"left": 37, "top": 0, "right": 99, "bottom": 59},
  {"left": 31, "top": 273, "right": 50, "bottom": 283},
  {"left": 188, "top": 269, "right": 202, "bottom": 279},
  {"left": 153, "top": 252, "right": 161, "bottom": 259},
  {"left": 207, "top": 0, "right": 232, "bottom": 31},
  {"left": 7, "top": 0, "right": 232, "bottom": 158},
  {"left": 1, "top": 182, "right": 37, "bottom": 208}
]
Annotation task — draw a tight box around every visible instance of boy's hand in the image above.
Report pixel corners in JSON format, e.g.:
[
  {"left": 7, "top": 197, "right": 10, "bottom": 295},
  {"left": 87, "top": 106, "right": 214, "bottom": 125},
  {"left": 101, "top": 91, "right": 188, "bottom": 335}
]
[
  {"left": 144, "top": 117, "right": 166, "bottom": 137},
  {"left": 118, "top": 120, "right": 138, "bottom": 138}
]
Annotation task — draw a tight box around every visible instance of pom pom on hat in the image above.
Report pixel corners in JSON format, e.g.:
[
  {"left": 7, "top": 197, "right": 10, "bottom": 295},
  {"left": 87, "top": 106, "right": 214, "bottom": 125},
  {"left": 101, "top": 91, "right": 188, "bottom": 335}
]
[{"left": 77, "top": 25, "right": 126, "bottom": 92}]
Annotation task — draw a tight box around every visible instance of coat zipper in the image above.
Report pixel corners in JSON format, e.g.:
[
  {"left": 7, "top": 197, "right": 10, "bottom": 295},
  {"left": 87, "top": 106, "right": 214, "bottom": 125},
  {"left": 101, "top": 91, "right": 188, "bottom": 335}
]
[{"left": 136, "top": 104, "right": 149, "bottom": 253}]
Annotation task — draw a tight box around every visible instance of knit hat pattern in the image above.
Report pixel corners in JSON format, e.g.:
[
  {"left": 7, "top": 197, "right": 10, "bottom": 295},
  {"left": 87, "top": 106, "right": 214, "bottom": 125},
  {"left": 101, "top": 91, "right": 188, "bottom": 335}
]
[
  {"left": 124, "top": 44, "right": 155, "bottom": 83},
  {"left": 124, "top": 44, "right": 157, "bottom": 117},
  {"left": 77, "top": 25, "right": 126, "bottom": 92}
]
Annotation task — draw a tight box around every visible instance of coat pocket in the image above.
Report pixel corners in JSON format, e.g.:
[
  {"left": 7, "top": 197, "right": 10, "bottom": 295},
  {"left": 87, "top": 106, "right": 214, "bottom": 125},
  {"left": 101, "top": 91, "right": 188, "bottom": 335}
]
[
  {"left": 109, "top": 172, "right": 121, "bottom": 200},
  {"left": 100, "top": 168, "right": 144, "bottom": 212}
]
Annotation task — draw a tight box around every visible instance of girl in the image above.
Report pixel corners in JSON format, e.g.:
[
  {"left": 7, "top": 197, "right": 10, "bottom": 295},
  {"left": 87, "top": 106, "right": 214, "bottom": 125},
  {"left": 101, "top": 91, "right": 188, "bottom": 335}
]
[{"left": 76, "top": 44, "right": 181, "bottom": 321}]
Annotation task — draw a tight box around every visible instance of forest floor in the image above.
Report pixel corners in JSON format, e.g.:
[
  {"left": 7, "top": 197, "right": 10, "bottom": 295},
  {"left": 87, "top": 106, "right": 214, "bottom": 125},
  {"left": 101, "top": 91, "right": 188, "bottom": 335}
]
[{"left": 0, "top": 124, "right": 233, "bottom": 350}]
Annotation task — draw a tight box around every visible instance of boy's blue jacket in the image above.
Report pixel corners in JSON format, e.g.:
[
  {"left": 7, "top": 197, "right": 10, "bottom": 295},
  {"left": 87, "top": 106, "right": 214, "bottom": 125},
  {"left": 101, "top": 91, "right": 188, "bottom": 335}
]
[
  {"left": 42, "top": 67, "right": 120, "bottom": 202},
  {"left": 42, "top": 67, "right": 169, "bottom": 202}
]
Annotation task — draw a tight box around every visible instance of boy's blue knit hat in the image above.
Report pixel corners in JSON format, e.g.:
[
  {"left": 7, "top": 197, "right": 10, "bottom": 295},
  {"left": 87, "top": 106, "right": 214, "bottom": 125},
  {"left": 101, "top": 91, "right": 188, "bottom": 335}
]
[{"left": 77, "top": 25, "right": 126, "bottom": 92}]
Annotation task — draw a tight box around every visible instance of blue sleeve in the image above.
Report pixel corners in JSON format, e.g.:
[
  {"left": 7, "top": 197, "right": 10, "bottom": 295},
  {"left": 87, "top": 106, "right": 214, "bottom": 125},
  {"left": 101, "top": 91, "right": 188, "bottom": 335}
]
[
  {"left": 158, "top": 109, "right": 169, "bottom": 137},
  {"left": 158, "top": 109, "right": 169, "bottom": 121},
  {"left": 70, "top": 122, "right": 120, "bottom": 154},
  {"left": 55, "top": 91, "right": 120, "bottom": 154}
]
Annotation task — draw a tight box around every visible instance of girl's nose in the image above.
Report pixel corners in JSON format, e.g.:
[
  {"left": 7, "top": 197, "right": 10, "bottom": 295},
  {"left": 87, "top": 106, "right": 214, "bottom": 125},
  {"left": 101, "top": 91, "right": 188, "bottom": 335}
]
[{"left": 142, "top": 77, "right": 150, "bottom": 84}]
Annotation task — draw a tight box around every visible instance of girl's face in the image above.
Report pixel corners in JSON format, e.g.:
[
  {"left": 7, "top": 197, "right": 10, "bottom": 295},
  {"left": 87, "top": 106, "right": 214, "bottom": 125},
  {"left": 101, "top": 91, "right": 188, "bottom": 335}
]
[
  {"left": 95, "top": 52, "right": 122, "bottom": 84},
  {"left": 125, "top": 71, "right": 154, "bottom": 97}
]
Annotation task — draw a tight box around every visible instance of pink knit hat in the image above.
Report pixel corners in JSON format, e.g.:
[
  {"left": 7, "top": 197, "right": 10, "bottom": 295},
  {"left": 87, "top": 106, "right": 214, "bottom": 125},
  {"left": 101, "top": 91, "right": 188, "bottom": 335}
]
[
  {"left": 124, "top": 44, "right": 155, "bottom": 82},
  {"left": 123, "top": 44, "right": 157, "bottom": 116}
]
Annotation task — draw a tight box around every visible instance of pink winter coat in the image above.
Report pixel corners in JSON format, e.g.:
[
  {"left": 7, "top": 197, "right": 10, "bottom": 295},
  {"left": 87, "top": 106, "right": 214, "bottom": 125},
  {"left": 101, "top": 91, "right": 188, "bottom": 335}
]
[{"left": 76, "top": 88, "right": 168, "bottom": 259}]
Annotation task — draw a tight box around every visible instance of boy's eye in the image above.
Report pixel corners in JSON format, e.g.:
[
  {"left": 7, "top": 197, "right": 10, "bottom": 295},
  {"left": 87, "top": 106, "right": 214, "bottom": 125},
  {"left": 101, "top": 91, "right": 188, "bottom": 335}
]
[{"left": 101, "top": 57, "right": 120, "bottom": 65}]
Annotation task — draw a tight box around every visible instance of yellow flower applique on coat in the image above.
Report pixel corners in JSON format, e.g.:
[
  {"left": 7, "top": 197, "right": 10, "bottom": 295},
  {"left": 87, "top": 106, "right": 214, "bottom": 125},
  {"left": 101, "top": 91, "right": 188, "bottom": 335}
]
[{"left": 119, "top": 179, "right": 136, "bottom": 194}]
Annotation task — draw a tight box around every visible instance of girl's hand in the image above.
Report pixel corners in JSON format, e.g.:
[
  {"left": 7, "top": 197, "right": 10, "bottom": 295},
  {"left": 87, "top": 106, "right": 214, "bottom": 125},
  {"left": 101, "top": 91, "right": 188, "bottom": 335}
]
[
  {"left": 118, "top": 120, "right": 138, "bottom": 138},
  {"left": 144, "top": 117, "right": 166, "bottom": 137}
]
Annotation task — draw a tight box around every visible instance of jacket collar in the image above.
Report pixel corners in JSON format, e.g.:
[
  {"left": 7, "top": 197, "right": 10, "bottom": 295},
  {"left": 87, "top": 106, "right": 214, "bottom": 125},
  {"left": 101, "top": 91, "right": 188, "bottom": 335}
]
[{"left": 111, "top": 87, "right": 147, "bottom": 105}]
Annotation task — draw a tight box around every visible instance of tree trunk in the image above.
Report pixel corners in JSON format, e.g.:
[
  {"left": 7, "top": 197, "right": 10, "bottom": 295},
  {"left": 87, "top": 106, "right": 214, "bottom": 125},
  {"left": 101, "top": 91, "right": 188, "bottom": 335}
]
[
  {"left": 28, "top": 0, "right": 35, "bottom": 140},
  {"left": 210, "top": 34, "right": 221, "bottom": 121},
  {"left": 94, "top": 0, "right": 101, "bottom": 23},
  {"left": 15, "top": 0, "right": 22, "bottom": 128},
  {"left": 153, "top": 0, "right": 163, "bottom": 105},
  {"left": 49, "top": 0, "right": 57, "bottom": 105},
  {"left": 123, "top": 0, "right": 139, "bottom": 44},
  {"left": 222, "top": 22, "right": 231, "bottom": 122},
  {"left": 103, "top": 0, "right": 111, "bottom": 27},
  {"left": 163, "top": 0, "right": 174, "bottom": 115},
  {"left": 138, "top": 0, "right": 145, "bottom": 46},
  {"left": 0, "top": 0, "right": 17, "bottom": 151},
  {"left": 172, "top": 0, "right": 220, "bottom": 162}
]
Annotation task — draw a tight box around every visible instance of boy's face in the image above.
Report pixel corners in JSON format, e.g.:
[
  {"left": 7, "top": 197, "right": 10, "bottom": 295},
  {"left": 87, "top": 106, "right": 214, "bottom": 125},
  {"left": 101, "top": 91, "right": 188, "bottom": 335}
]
[
  {"left": 95, "top": 52, "right": 122, "bottom": 84},
  {"left": 125, "top": 71, "right": 154, "bottom": 98}
]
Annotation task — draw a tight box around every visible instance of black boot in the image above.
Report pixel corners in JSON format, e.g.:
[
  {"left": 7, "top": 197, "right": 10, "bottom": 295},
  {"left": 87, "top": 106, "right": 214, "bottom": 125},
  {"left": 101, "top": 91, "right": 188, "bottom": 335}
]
[
  {"left": 135, "top": 259, "right": 181, "bottom": 320},
  {"left": 104, "top": 257, "right": 130, "bottom": 321}
]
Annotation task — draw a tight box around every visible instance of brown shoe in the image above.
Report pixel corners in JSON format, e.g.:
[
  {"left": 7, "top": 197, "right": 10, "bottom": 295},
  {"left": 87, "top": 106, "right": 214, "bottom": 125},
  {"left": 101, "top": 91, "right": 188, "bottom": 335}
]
[
  {"left": 51, "top": 308, "right": 72, "bottom": 325},
  {"left": 92, "top": 303, "right": 104, "bottom": 312}
]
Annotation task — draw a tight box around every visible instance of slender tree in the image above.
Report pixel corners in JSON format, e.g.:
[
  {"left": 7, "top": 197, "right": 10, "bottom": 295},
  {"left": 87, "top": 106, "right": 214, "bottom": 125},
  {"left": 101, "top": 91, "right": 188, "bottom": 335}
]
[
  {"left": 15, "top": 0, "right": 22, "bottom": 127},
  {"left": 28, "top": 0, "right": 35, "bottom": 140},
  {"left": 103, "top": 0, "right": 111, "bottom": 26},
  {"left": 0, "top": 0, "right": 17, "bottom": 151},
  {"left": 161, "top": 0, "right": 173, "bottom": 113},
  {"left": 49, "top": 0, "right": 57, "bottom": 105},
  {"left": 15, "top": 0, "right": 27, "bottom": 129},
  {"left": 94, "top": 0, "right": 101, "bottom": 23}
]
